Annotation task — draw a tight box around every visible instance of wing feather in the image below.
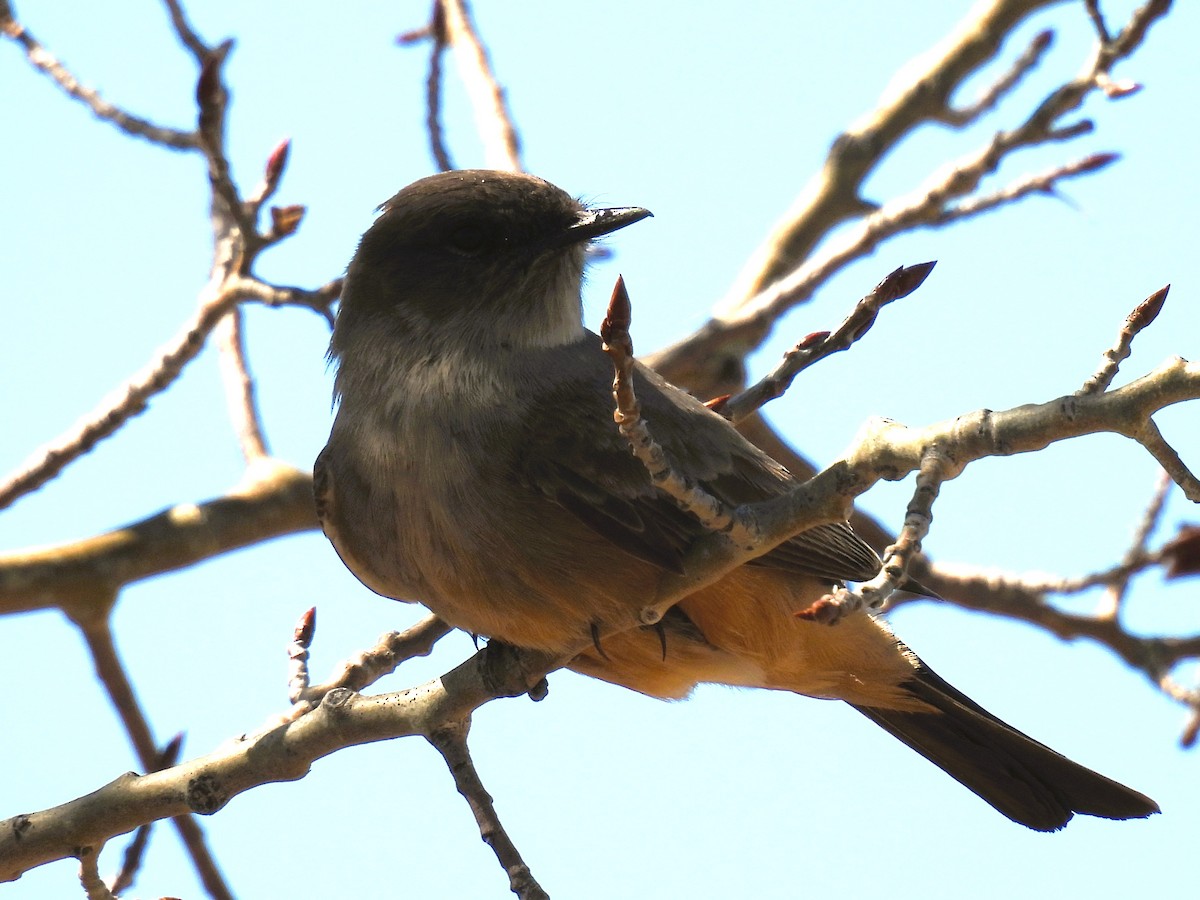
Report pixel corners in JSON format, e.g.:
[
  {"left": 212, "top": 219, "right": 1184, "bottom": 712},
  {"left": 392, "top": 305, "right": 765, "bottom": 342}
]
[{"left": 516, "top": 337, "right": 881, "bottom": 585}]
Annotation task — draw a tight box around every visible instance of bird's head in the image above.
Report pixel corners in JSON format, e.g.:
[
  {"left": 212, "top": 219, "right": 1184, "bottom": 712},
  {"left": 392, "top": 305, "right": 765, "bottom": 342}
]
[{"left": 332, "top": 170, "right": 651, "bottom": 357}]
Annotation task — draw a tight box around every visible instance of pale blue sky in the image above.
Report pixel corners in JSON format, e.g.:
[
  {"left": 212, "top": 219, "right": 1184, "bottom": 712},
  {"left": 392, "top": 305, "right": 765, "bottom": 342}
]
[{"left": 1, "top": 2, "right": 1196, "bottom": 898}]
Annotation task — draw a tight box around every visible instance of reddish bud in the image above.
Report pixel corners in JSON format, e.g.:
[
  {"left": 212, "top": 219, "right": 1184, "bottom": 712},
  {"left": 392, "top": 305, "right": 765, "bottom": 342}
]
[
  {"left": 158, "top": 733, "right": 185, "bottom": 769},
  {"left": 795, "top": 597, "right": 842, "bottom": 625},
  {"left": 704, "top": 394, "right": 732, "bottom": 414},
  {"left": 264, "top": 138, "right": 291, "bottom": 185},
  {"left": 293, "top": 607, "right": 317, "bottom": 646},
  {"left": 601, "top": 275, "right": 632, "bottom": 344},
  {"left": 1162, "top": 524, "right": 1200, "bottom": 580},
  {"left": 1183, "top": 714, "right": 1200, "bottom": 750},
  {"left": 894, "top": 260, "right": 936, "bottom": 298},
  {"left": 1127, "top": 284, "right": 1169, "bottom": 332},
  {"left": 798, "top": 331, "right": 830, "bottom": 350},
  {"left": 271, "top": 204, "right": 306, "bottom": 238},
  {"left": 1102, "top": 79, "right": 1142, "bottom": 99},
  {"left": 1076, "top": 152, "right": 1121, "bottom": 175},
  {"left": 396, "top": 26, "right": 433, "bottom": 45}
]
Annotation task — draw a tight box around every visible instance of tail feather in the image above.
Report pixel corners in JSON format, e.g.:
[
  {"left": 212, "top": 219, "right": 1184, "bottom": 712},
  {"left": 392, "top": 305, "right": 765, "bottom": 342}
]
[{"left": 852, "top": 664, "right": 1160, "bottom": 831}]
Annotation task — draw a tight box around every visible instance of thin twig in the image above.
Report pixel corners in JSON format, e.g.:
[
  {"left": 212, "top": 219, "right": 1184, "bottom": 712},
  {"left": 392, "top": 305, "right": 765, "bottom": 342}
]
[
  {"left": 936, "top": 151, "right": 1120, "bottom": 223},
  {"left": 1131, "top": 419, "right": 1200, "bottom": 501},
  {"left": 716, "top": 262, "right": 936, "bottom": 423},
  {"left": 600, "top": 278, "right": 755, "bottom": 545},
  {"left": 943, "top": 28, "right": 1054, "bottom": 125},
  {"left": 70, "top": 605, "right": 232, "bottom": 900},
  {"left": 0, "top": 7, "right": 197, "bottom": 149},
  {"left": 892, "top": 557, "right": 1200, "bottom": 691},
  {"left": 78, "top": 845, "right": 117, "bottom": 900},
  {"left": 294, "top": 614, "right": 453, "bottom": 707},
  {"left": 1178, "top": 680, "right": 1200, "bottom": 749},
  {"left": 439, "top": 0, "right": 522, "bottom": 171},
  {"left": 287, "top": 608, "right": 317, "bottom": 704},
  {"left": 0, "top": 277, "right": 338, "bottom": 512},
  {"left": 800, "top": 443, "right": 954, "bottom": 624},
  {"left": 717, "top": 148, "right": 1124, "bottom": 349},
  {"left": 110, "top": 734, "right": 183, "bottom": 895},
  {"left": 425, "top": 2, "right": 455, "bottom": 171},
  {"left": 1095, "top": 469, "right": 1173, "bottom": 620},
  {"left": 215, "top": 311, "right": 271, "bottom": 463},
  {"left": 1084, "top": 0, "right": 1113, "bottom": 44},
  {"left": 649, "top": 0, "right": 1170, "bottom": 398},
  {"left": 427, "top": 719, "right": 550, "bottom": 900},
  {"left": 0, "top": 460, "right": 318, "bottom": 618},
  {"left": 160, "top": 0, "right": 208, "bottom": 60},
  {"left": 194, "top": 40, "right": 259, "bottom": 248},
  {"left": 1078, "top": 284, "right": 1170, "bottom": 394}
]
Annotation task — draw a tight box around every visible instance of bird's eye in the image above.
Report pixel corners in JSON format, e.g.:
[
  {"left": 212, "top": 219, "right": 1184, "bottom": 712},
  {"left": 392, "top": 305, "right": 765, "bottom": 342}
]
[{"left": 447, "top": 223, "right": 491, "bottom": 257}]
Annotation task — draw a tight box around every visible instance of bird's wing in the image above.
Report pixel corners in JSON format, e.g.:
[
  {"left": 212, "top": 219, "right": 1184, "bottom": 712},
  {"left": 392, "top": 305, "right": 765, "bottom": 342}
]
[{"left": 516, "top": 338, "right": 880, "bottom": 584}]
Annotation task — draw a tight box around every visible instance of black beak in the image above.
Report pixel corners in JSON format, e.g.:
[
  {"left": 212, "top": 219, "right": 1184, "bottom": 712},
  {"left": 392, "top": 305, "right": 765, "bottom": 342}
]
[{"left": 564, "top": 206, "right": 653, "bottom": 244}]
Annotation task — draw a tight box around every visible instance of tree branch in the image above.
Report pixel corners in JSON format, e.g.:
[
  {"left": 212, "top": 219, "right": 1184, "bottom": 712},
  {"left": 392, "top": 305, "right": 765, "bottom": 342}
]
[
  {"left": 428, "top": 719, "right": 550, "bottom": 900},
  {"left": 0, "top": 460, "right": 317, "bottom": 617},
  {"left": 0, "top": 279, "right": 337, "bottom": 513},
  {"left": 648, "top": 0, "right": 1171, "bottom": 398},
  {"left": 439, "top": 0, "right": 522, "bottom": 171},
  {"left": 0, "top": 2, "right": 198, "bottom": 149}
]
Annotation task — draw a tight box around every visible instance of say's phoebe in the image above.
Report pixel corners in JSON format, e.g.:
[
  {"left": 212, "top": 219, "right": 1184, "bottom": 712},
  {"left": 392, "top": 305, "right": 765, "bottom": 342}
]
[{"left": 315, "top": 169, "right": 1158, "bottom": 831}]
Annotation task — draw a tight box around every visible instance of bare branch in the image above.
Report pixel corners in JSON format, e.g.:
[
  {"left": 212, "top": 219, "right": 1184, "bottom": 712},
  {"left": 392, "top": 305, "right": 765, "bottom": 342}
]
[
  {"left": 1181, "top": 686, "right": 1200, "bottom": 749},
  {"left": 716, "top": 262, "right": 936, "bottom": 423},
  {"left": 160, "top": 0, "right": 209, "bottom": 61},
  {"left": 0, "top": 278, "right": 337, "bottom": 512},
  {"left": 194, "top": 40, "right": 260, "bottom": 248},
  {"left": 600, "top": 278, "right": 756, "bottom": 546},
  {"left": 287, "top": 608, "right": 317, "bottom": 704},
  {"left": 720, "top": 0, "right": 1062, "bottom": 309},
  {"left": 1084, "top": 0, "right": 1112, "bottom": 43},
  {"left": 892, "top": 559, "right": 1200, "bottom": 686},
  {"left": 77, "top": 845, "right": 116, "bottom": 900},
  {"left": 0, "top": 6, "right": 197, "bottom": 149},
  {"left": 648, "top": 0, "right": 1171, "bottom": 398},
  {"left": 439, "top": 0, "right": 522, "bottom": 171},
  {"left": 0, "top": 640, "right": 551, "bottom": 883},
  {"left": 944, "top": 28, "right": 1054, "bottom": 125},
  {"left": 0, "top": 461, "right": 318, "bottom": 617},
  {"left": 936, "top": 151, "right": 1120, "bottom": 223},
  {"left": 428, "top": 720, "right": 550, "bottom": 900},
  {"left": 109, "top": 735, "right": 183, "bottom": 896},
  {"left": 1131, "top": 418, "right": 1200, "bottom": 500},
  {"left": 1095, "top": 469, "right": 1172, "bottom": 619},
  {"left": 422, "top": 2, "right": 456, "bottom": 171},
  {"left": 215, "top": 311, "right": 271, "bottom": 463},
  {"left": 799, "top": 443, "right": 953, "bottom": 624},
  {"left": 68, "top": 603, "right": 232, "bottom": 900},
  {"left": 1078, "top": 284, "right": 1170, "bottom": 394},
  {"left": 294, "top": 614, "right": 453, "bottom": 706}
]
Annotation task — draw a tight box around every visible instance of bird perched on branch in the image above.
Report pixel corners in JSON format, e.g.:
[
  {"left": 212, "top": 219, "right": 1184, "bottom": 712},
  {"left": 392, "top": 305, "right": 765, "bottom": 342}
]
[{"left": 315, "top": 169, "right": 1158, "bottom": 831}]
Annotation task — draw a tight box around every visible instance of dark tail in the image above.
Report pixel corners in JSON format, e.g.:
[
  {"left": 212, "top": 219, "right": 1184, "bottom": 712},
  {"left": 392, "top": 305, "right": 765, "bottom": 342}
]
[{"left": 851, "top": 663, "right": 1160, "bottom": 831}]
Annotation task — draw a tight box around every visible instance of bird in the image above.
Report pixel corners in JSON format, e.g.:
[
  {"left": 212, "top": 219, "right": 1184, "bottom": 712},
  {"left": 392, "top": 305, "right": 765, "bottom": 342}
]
[{"left": 314, "top": 168, "right": 1159, "bottom": 832}]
